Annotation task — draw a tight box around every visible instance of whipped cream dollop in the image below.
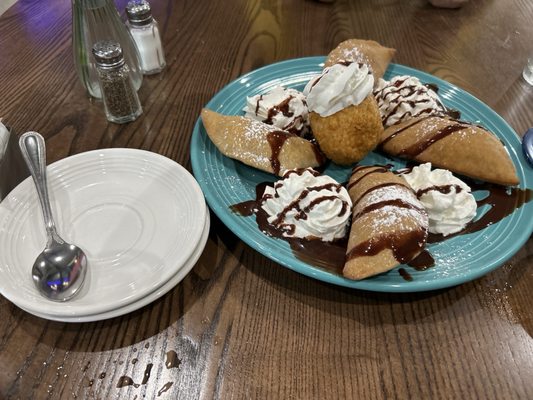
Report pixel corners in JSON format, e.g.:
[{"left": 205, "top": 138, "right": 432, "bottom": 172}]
[
  {"left": 303, "top": 62, "right": 374, "bottom": 117},
  {"left": 373, "top": 75, "right": 446, "bottom": 127},
  {"left": 244, "top": 86, "right": 310, "bottom": 136},
  {"left": 261, "top": 168, "right": 352, "bottom": 242},
  {"left": 401, "top": 163, "right": 477, "bottom": 236}
]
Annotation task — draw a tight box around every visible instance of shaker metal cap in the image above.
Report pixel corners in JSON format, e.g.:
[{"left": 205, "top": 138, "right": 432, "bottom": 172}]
[
  {"left": 126, "top": 0, "right": 153, "bottom": 26},
  {"left": 92, "top": 40, "right": 125, "bottom": 69}
]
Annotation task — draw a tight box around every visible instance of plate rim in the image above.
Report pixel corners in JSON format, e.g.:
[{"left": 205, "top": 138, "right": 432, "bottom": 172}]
[
  {"left": 0, "top": 148, "right": 207, "bottom": 314},
  {"left": 191, "top": 56, "right": 533, "bottom": 292},
  {"left": 17, "top": 207, "right": 211, "bottom": 323}
]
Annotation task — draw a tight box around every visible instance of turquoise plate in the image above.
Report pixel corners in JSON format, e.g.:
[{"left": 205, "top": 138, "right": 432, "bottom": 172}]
[{"left": 190, "top": 57, "right": 533, "bottom": 292}]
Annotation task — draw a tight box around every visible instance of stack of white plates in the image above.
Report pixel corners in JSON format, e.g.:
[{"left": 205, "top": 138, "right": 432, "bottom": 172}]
[{"left": 0, "top": 149, "right": 209, "bottom": 322}]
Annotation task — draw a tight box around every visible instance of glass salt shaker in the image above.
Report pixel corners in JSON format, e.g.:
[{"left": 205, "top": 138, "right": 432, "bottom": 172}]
[
  {"left": 92, "top": 40, "right": 143, "bottom": 124},
  {"left": 125, "top": 0, "right": 166, "bottom": 75}
]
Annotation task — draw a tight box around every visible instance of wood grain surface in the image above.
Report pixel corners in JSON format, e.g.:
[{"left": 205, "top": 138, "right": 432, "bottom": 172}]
[{"left": 1, "top": 0, "right": 533, "bottom": 399}]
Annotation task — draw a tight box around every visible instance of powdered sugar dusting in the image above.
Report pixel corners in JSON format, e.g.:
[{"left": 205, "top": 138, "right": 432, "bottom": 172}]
[
  {"left": 366, "top": 206, "right": 428, "bottom": 232},
  {"left": 341, "top": 48, "right": 371, "bottom": 70},
  {"left": 356, "top": 184, "right": 420, "bottom": 212}
]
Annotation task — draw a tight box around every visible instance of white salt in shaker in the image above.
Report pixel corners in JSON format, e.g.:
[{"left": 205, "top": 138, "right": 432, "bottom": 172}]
[{"left": 125, "top": 0, "right": 166, "bottom": 75}]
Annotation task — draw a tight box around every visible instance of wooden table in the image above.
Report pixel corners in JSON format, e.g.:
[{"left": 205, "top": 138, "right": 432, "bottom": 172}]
[{"left": 1, "top": 0, "right": 532, "bottom": 398}]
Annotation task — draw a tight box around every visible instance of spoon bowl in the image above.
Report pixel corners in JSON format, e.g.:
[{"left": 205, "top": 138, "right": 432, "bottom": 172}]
[
  {"left": 31, "top": 236, "right": 87, "bottom": 301},
  {"left": 19, "top": 132, "right": 87, "bottom": 302}
]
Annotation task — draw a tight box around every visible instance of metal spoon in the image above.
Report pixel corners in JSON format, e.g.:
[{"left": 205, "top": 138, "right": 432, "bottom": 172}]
[
  {"left": 522, "top": 128, "right": 533, "bottom": 167},
  {"left": 19, "top": 132, "right": 87, "bottom": 301}
]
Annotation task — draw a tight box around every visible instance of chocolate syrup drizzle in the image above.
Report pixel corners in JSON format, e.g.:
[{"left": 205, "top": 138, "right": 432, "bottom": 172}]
[
  {"left": 344, "top": 166, "right": 429, "bottom": 267},
  {"left": 265, "top": 130, "right": 325, "bottom": 176},
  {"left": 398, "top": 123, "right": 468, "bottom": 158},
  {"left": 230, "top": 171, "right": 348, "bottom": 274},
  {"left": 427, "top": 182, "right": 533, "bottom": 243},
  {"left": 230, "top": 164, "right": 532, "bottom": 282},
  {"left": 254, "top": 94, "right": 310, "bottom": 136},
  {"left": 379, "top": 116, "right": 487, "bottom": 161},
  {"left": 262, "top": 96, "right": 294, "bottom": 126},
  {"left": 416, "top": 184, "right": 463, "bottom": 198},
  {"left": 373, "top": 77, "right": 460, "bottom": 127}
]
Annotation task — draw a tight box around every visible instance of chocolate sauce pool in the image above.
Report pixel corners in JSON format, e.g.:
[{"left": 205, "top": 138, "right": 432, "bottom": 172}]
[
  {"left": 231, "top": 182, "right": 346, "bottom": 275},
  {"left": 230, "top": 177, "right": 532, "bottom": 281}
]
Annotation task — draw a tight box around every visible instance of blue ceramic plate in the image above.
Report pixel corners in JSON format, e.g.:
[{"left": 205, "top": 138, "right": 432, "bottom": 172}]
[{"left": 190, "top": 57, "right": 533, "bottom": 292}]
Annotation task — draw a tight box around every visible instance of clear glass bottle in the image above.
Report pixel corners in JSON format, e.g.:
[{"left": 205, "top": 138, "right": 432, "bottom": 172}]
[
  {"left": 125, "top": 0, "right": 166, "bottom": 75},
  {"left": 92, "top": 40, "right": 142, "bottom": 124},
  {"left": 72, "top": 0, "right": 143, "bottom": 99},
  {"left": 523, "top": 57, "right": 533, "bottom": 86}
]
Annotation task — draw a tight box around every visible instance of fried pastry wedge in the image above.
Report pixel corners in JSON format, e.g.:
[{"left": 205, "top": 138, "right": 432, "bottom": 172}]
[
  {"left": 325, "top": 39, "right": 396, "bottom": 80},
  {"left": 379, "top": 116, "right": 519, "bottom": 186},
  {"left": 201, "top": 109, "right": 326, "bottom": 176},
  {"left": 343, "top": 166, "right": 429, "bottom": 280},
  {"left": 309, "top": 96, "right": 384, "bottom": 165}
]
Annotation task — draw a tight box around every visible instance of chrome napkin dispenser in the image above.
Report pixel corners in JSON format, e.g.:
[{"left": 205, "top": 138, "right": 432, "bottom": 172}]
[{"left": 0, "top": 121, "right": 29, "bottom": 201}]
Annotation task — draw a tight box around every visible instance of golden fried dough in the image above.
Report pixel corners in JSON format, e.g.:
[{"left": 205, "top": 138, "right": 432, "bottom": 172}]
[
  {"left": 308, "top": 95, "right": 384, "bottom": 165},
  {"left": 325, "top": 39, "right": 396, "bottom": 79},
  {"left": 201, "top": 109, "right": 325, "bottom": 176},
  {"left": 343, "top": 166, "right": 429, "bottom": 280},
  {"left": 380, "top": 116, "right": 519, "bottom": 186}
]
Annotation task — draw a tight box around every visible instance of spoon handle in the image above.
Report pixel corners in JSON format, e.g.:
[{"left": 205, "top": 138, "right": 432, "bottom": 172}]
[{"left": 19, "top": 132, "right": 61, "bottom": 242}]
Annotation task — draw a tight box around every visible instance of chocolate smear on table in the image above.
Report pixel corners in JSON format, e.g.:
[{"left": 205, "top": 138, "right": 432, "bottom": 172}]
[
  {"left": 117, "top": 376, "right": 139, "bottom": 388},
  {"left": 165, "top": 351, "right": 181, "bottom": 369},
  {"left": 141, "top": 363, "right": 153, "bottom": 385},
  {"left": 158, "top": 382, "right": 174, "bottom": 396}
]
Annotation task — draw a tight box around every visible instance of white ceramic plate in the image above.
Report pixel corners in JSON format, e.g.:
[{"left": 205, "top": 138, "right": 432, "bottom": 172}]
[
  {"left": 0, "top": 148, "right": 206, "bottom": 316},
  {"left": 17, "top": 208, "right": 210, "bottom": 322}
]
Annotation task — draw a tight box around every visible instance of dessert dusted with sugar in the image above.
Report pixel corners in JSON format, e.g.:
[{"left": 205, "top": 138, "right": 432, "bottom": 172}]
[
  {"left": 260, "top": 168, "right": 352, "bottom": 242},
  {"left": 201, "top": 108, "right": 325, "bottom": 176},
  {"left": 304, "top": 62, "right": 374, "bottom": 117},
  {"left": 304, "top": 61, "right": 384, "bottom": 165},
  {"left": 201, "top": 37, "right": 531, "bottom": 282},
  {"left": 324, "top": 38, "right": 396, "bottom": 80},
  {"left": 379, "top": 115, "right": 519, "bottom": 186},
  {"left": 373, "top": 75, "right": 447, "bottom": 127},
  {"left": 343, "top": 165, "right": 429, "bottom": 280},
  {"left": 401, "top": 163, "right": 476, "bottom": 236},
  {"left": 244, "top": 86, "right": 310, "bottom": 137}
]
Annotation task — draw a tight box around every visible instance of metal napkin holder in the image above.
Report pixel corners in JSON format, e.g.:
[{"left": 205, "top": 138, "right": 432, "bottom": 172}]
[{"left": 0, "top": 121, "right": 29, "bottom": 201}]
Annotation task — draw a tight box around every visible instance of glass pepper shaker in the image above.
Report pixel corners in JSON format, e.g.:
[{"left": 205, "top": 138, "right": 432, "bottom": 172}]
[
  {"left": 92, "top": 40, "right": 143, "bottom": 124},
  {"left": 125, "top": 0, "right": 166, "bottom": 75},
  {"left": 72, "top": 0, "right": 143, "bottom": 99}
]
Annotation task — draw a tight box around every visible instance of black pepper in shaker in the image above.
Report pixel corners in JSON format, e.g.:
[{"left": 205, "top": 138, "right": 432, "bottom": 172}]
[{"left": 92, "top": 40, "right": 142, "bottom": 124}]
